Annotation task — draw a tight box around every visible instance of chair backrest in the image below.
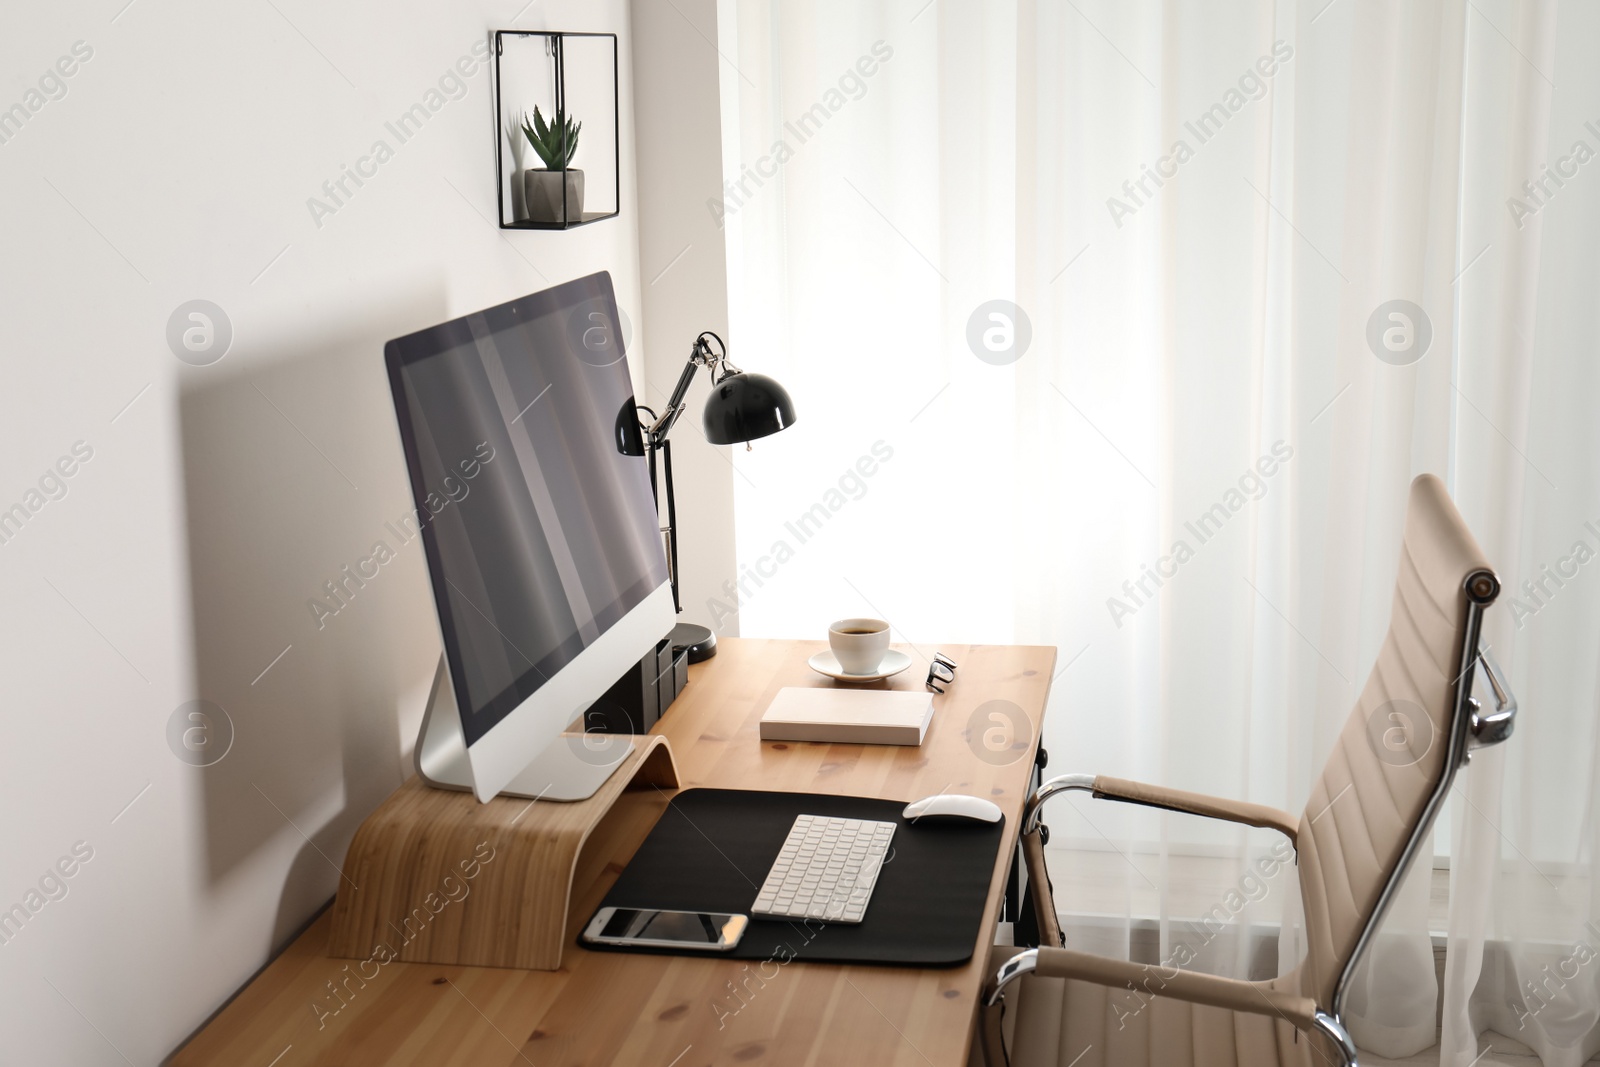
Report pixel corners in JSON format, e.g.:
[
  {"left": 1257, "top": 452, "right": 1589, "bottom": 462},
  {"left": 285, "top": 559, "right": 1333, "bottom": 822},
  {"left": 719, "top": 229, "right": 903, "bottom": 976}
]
[{"left": 1291, "top": 474, "right": 1499, "bottom": 1012}]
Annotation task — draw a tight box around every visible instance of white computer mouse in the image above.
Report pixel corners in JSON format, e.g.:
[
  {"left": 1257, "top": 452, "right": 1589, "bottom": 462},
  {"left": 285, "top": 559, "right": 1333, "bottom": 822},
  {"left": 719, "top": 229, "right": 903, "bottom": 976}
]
[{"left": 902, "top": 794, "right": 1003, "bottom": 824}]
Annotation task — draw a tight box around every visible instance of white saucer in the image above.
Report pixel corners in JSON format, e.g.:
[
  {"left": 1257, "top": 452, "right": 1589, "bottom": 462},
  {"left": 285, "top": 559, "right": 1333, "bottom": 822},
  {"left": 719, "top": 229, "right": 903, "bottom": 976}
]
[{"left": 807, "top": 648, "right": 914, "bottom": 683}]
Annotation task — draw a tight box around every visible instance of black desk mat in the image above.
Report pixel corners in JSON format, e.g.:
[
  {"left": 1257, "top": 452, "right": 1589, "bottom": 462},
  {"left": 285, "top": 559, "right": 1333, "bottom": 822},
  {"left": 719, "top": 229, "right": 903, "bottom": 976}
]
[{"left": 585, "top": 788, "right": 1005, "bottom": 967}]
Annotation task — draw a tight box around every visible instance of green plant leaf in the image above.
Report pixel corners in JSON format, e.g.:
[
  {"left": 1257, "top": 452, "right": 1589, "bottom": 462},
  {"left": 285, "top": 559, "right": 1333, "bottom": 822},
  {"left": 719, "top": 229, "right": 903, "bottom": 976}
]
[
  {"left": 525, "top": 110, "right": 553, "bottom": 167},
  {"left": 526, "top": 132, "right": 555, "bottom": 168},
  {"left": 534, "top": 109, "right": 560, "bottom": 167}
]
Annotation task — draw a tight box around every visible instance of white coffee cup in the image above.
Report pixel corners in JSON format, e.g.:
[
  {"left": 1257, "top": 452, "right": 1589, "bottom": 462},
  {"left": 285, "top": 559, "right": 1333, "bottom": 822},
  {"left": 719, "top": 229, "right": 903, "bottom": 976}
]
[{"left": 828, "top": 618, "right": 891, "bottom": 675}]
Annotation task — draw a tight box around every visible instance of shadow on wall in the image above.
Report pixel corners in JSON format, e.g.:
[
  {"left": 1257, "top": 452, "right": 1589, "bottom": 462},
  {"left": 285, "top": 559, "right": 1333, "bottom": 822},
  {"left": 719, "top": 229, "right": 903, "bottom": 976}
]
[{"left": 175, "top": 283, "right": 446, "bottom": 950}]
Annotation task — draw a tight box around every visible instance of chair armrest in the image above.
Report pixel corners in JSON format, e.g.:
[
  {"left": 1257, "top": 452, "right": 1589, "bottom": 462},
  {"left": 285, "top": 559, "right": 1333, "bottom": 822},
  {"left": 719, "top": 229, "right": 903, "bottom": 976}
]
[
  {"left": 1013, "top": 774, "right": 1298, "bottom": 953},
  {"left": 1019, "top": 827, "right": 1062, "bottom": 946},
  {"left": 1021, "top": 774, "right": 1298, "bottom": 844},
  {"left": 985, "top": 947, "right": 1318, "bottom": 1029},
  {"left": 1091, "top": 776, "right": 1300, "bottom": 844}
]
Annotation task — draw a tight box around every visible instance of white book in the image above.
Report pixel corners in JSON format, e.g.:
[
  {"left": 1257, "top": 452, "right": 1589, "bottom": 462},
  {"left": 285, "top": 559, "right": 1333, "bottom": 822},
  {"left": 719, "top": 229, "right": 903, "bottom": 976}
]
[{"left": 758, "top": 687, "right": 934, "bottom": 746}]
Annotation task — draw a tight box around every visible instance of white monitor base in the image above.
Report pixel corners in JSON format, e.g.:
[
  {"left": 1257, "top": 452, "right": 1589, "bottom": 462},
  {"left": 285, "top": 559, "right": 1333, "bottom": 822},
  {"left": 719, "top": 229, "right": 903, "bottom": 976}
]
[{"left": 414, "top": 655, "right": 636, "bottom": 802}]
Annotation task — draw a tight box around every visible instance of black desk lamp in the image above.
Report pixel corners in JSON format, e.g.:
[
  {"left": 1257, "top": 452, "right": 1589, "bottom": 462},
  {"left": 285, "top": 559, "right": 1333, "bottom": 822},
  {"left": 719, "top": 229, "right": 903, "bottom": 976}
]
[{"left": 638, "top": 331, "right": 795, "bottom": 662}]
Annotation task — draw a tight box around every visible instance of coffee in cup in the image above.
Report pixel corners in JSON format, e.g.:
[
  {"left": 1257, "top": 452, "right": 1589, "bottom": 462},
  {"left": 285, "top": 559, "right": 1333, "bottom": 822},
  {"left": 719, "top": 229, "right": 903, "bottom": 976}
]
[{"left": 828, "top": 618, "right": 891, "bottom": 674}]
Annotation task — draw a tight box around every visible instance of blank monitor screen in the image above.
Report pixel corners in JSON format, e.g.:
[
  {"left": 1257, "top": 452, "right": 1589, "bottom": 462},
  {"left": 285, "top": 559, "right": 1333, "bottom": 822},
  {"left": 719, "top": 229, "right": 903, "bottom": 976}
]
[{"left": 385, "top": 273, "right": 669, "bottom": 747}]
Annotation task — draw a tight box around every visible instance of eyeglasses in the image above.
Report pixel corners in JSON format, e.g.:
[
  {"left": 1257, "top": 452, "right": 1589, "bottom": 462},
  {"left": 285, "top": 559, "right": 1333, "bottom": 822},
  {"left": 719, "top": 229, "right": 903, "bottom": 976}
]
[{"left": 925, "top": 652, "right": 959, "bottom": 693}]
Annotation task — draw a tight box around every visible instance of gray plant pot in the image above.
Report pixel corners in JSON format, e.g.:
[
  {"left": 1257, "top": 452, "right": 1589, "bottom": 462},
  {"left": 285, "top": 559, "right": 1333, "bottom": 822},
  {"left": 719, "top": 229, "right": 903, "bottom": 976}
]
[{"left": 523, "top": 168, "right": 585, "bottom": 224}]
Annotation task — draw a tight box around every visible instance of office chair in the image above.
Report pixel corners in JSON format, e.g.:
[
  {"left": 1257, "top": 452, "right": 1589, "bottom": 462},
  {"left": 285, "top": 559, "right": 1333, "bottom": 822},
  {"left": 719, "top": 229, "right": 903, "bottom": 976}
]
[{"left": 981, "top": 474, "right": 1518, "bottom": 1067}]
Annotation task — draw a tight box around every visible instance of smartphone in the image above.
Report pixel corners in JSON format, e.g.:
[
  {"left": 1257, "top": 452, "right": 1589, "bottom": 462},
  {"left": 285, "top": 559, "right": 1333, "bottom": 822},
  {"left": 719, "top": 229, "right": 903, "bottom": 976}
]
[{"left": 582, "top": 906, "right": 748, "bottom": 951}]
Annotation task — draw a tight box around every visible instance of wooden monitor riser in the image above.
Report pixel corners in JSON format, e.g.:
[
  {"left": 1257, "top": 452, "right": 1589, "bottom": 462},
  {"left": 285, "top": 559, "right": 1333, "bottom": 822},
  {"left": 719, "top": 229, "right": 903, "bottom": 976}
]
[{"left": 328, "top": 734, "right": 679, "bottom": 971}]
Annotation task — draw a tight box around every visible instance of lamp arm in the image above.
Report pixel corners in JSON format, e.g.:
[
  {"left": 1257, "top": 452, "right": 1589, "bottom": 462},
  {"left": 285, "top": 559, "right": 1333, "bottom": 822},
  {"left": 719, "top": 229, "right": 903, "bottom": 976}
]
[
  {"left": 649, "top": 358, "right": 700, "bottom": 445},
  {"left": 637, "top": 330, "right": 734, "bottom": 619},
  {"left": 646, "top": 332, "right": 736, "bottom": 445}
]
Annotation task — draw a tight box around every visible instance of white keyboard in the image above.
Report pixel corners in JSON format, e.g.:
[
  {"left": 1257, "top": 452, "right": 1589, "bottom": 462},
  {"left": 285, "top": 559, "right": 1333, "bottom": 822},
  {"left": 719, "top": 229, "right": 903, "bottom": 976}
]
[{"left": 750, "top": 814, "right": 896, "bottom": 924}]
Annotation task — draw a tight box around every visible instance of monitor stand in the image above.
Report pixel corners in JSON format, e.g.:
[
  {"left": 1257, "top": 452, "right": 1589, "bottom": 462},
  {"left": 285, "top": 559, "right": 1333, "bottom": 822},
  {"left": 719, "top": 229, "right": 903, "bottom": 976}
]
[{"left": 413, "top": 655, "right": 637, "bottom": 802}]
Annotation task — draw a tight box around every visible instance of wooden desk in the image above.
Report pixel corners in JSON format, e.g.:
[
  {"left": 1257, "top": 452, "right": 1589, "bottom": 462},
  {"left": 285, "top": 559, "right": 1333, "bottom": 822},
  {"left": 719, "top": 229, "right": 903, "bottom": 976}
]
[{"left": 172, "top": 638, "right": 1054, "bottom": 1067}]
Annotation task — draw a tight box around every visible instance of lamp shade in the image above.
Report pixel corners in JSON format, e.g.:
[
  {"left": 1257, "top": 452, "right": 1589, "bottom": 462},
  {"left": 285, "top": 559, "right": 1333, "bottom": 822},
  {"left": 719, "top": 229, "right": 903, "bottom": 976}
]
[{"left": 701, "top": 371, "right": 796, "bottom": 445}]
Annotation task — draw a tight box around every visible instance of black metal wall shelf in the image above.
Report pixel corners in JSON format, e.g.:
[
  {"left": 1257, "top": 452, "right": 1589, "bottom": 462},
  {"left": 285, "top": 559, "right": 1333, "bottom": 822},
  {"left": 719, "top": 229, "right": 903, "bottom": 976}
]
[{"left": 492, "top": 30, "right": 619, "bottom": 230}]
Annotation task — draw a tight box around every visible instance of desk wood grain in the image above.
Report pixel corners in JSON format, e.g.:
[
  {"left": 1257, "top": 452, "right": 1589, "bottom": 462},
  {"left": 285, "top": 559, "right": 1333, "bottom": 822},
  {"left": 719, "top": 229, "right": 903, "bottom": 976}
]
[{"left": 171, "top": 638, "right": 1055, "bottom": 1067}]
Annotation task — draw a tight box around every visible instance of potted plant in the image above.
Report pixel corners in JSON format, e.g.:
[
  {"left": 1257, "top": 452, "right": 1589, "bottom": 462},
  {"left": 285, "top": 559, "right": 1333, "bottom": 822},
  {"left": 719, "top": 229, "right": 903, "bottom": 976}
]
[{"left": 520, "top": 105, "right": 583, "bottom": 224}]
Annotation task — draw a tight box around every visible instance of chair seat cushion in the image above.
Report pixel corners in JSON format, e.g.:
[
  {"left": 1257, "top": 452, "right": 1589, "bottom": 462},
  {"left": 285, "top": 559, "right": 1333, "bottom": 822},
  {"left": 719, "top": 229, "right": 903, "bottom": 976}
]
[{"left": 1008, "top": 975, "right": 1315, "bottom": 1067}]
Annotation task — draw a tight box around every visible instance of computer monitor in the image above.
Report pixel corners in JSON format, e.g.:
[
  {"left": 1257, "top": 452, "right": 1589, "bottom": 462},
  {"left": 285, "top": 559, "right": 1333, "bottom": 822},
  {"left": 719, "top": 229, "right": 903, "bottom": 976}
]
[{"left": 385, "top": 272, "right": 674, "bottom": 802}]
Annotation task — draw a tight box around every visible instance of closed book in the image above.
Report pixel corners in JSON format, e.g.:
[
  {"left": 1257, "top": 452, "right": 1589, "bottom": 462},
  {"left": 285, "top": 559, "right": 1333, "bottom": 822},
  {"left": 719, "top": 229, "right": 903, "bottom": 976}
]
[{"left": 758, "top": 687, "right": 934, "bottom": 746}]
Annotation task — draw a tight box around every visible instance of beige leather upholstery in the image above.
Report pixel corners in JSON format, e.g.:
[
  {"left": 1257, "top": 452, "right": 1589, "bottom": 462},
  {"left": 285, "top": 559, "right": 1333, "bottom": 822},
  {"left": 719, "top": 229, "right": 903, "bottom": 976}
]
[
  {"left": 1292, "top": 473, "right": 1491, "bottom": 1008},
  {"left": 1019, "top": 949, "right": 1318, "bottom": 1025},
  {"left": 1007, "top": 977, "right": 1325, "bottom": 1067},
  {"left": 1091, "top": 776, "right": 1300, "bottom": 842},
  {"left": 987, "top": 475, "right": 1498, "bottom": 1066},
  {"left": 1021, "top": 830, "right": 1063, "bottom": 947}
]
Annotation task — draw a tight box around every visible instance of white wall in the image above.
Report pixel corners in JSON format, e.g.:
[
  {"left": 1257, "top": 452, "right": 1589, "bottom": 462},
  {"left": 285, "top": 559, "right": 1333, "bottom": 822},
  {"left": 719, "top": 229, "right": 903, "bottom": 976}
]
[
  {"left": 0, "top": 1, "right": 643, "bottom": 1061},
  {"left": 629, "top": 0, "right": 739, "bottom": 636}
]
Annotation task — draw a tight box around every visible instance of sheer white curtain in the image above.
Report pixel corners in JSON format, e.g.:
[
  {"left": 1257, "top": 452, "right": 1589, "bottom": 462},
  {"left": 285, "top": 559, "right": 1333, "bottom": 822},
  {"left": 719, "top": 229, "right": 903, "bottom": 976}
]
[{"left": 717, "top": 0, "right": 1600, "bottom": 1061}]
